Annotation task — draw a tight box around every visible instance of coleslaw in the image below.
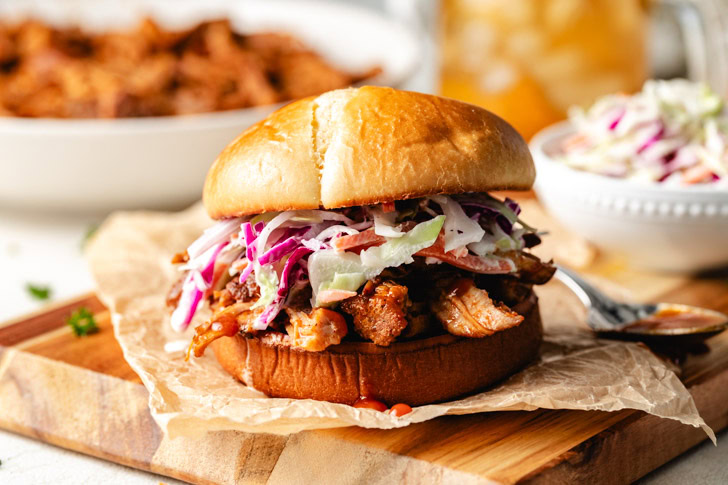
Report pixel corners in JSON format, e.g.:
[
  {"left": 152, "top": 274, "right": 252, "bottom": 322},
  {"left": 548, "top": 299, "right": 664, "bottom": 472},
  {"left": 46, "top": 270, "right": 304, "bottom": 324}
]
[
  {"left": 558, "top": 79, "right": 728, "bottom": 185},
  {"left": 169, "top": 194, "right": 539, "bottom": 332}
]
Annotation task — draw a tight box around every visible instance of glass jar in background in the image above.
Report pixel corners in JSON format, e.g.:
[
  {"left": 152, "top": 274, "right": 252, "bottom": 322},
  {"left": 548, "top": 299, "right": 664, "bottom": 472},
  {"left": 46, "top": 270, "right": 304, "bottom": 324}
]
[{"left": 440, "top": 0, "right": 649, "bottom": 139}]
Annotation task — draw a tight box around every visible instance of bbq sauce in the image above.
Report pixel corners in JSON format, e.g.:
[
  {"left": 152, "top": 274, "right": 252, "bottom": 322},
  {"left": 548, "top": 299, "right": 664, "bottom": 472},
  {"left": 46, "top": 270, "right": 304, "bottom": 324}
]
[
  {"left": 352, "top": 397, "right": 413, "bottom": 416},
  {"left": 353, "top": 397, "right": 388, "bottom": 412},
  {"left": 624, "top": 306, "right": 726, "bottom": 333},
  {"left": 598, "top": 305, "right": 727, "bottom": 365},
  {"left": 185, "top": 312, "right": 241, "bottom": 360},
  {"left": 388, "top": 403, "right": 413, "bottom": 417}
]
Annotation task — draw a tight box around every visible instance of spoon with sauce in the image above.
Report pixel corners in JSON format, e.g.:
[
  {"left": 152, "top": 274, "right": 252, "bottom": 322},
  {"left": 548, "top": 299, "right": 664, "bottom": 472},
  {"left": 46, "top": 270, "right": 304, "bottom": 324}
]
[{"left": 555, "top": 265, "right": 728, "bottom": 346}]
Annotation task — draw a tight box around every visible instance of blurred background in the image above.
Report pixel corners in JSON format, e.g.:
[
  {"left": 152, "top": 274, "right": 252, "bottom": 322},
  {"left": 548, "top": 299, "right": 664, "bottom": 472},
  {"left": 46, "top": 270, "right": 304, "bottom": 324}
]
[
  {"left": 0, "top": 0, "right": 726, "bottom": 314},
  {"left": 0, "top": 0, "right": 722, "bottom": 212}
]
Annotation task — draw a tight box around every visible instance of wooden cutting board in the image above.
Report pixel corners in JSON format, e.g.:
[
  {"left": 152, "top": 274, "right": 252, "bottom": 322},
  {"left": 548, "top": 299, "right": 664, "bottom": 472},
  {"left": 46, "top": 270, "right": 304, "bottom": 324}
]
[{"left": 1, "top": 268, "right": 728, "bottom": 485}]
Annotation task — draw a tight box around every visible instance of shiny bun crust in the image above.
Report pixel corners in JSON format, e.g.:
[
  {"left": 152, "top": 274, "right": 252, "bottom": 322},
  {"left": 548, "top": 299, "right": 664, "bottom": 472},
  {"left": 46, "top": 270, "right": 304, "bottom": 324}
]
[
  {"left": 210, "top": 292, "right": 541, "bottom": 406},
  {"left": 203, "top": 86, "right": 535, "bottom": 219}
]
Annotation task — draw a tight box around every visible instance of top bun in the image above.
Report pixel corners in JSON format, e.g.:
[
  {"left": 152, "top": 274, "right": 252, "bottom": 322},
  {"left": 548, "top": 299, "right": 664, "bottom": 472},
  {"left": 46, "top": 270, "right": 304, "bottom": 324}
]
[{"left": 204, "top": 86, "right": 534, "bottom": 219}]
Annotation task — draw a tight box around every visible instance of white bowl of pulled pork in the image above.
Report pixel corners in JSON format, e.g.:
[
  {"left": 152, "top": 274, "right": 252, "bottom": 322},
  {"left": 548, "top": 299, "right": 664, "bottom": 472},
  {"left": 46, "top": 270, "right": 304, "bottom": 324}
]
[
  {"left": 0, "top": 0, "right": 418, "bottom": 212},
  {"left": 532, "top": 79, "right": 728, "bottom": 272},
  {"left": 166, "top": 86, "right": 555, "bottom": 407}
]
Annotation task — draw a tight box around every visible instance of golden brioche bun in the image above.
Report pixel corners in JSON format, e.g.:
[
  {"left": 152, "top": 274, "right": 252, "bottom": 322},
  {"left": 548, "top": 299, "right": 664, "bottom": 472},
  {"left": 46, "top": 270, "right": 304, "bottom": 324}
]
[
  {"left": 203, "top": 86, "right": 534, "bottom": 219},
  {"left": 210, "top": 292, "right": 542, "bottom": 406}
]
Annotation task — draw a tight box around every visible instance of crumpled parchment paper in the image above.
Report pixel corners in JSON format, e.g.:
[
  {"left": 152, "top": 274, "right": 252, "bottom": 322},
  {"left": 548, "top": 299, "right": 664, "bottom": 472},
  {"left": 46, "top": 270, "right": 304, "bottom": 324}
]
[{"left": 85, "top": 202, "right": 714, "bottom": 440}]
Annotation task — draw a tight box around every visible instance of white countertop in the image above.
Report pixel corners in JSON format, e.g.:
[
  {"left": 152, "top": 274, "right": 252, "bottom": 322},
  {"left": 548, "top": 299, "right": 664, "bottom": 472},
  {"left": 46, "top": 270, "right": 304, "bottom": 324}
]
[
  {"left": 1, "top": 210, "right": 97, "bottom": 319},
  {"left": 0, "top": 430, "right": 185, "bottom": 485}
]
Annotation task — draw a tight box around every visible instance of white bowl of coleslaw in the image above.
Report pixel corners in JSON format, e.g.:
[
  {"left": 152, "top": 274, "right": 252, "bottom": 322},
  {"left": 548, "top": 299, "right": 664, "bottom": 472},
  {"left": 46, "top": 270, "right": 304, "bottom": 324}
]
[{"left": 531, "top": 80, "right": 728, "bottom": 272}]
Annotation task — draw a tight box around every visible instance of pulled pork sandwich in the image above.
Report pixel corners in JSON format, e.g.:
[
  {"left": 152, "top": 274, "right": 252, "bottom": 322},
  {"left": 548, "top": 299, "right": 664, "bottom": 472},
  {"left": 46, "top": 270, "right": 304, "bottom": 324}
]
[{"left": 167, "top": 86, "right": 555, "bottom": 406}]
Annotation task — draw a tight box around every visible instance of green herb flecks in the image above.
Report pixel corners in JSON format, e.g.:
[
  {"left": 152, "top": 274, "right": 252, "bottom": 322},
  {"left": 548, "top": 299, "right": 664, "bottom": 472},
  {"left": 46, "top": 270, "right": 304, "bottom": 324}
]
[
  {"left": 81, "top": 223, "right": 99, "bottom": 249},
  {"left": 67, "top": 307, "right": 99, "bottom": 337},
  {"left": 26, "top": 283, "right": 52, "bottom": 301}
]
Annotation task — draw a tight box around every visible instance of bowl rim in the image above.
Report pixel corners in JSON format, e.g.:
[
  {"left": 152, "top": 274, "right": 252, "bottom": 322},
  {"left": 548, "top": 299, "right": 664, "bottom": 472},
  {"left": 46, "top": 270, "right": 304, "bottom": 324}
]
[
  {"left": 0, "top": 0, "right": 420, "bottom": 135},
  {"left": 0, "top": 103, "right": 284, "bottom": 135},
  {"left": 530, "top": 120, "right": 728, "bottom": 195}
]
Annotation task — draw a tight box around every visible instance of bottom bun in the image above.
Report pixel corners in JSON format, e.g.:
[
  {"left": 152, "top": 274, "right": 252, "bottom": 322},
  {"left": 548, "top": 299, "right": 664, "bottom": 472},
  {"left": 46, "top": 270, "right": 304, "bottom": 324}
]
[{"left": 211, "top": 291, "right": 542, "bottom": 406}]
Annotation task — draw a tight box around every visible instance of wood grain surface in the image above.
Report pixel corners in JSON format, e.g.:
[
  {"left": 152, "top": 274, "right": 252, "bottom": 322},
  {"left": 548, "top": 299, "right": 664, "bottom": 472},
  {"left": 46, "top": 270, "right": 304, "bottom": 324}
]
[{"left": 1, "top": 269, "right": 727, "bottom": 484}]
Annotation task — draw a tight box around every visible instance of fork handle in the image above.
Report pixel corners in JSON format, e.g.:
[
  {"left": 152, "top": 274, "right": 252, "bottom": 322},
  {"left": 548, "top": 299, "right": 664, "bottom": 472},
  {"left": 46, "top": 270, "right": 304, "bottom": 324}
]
[{"left": 553, "top": 265, "right": 638, "bottom": 331}]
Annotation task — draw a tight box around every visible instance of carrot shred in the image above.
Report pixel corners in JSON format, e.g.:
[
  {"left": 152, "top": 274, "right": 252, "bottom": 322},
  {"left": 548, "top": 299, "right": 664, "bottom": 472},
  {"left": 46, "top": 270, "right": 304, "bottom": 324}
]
[
  {"left": 682, "top": 165, "right": 713, "bottom": 184},
  {"left": 332, "top": 229, "right": 386, "bottom": 251},
  {"left": 415, "top": 235, "right": 513, "bottom": 274}
]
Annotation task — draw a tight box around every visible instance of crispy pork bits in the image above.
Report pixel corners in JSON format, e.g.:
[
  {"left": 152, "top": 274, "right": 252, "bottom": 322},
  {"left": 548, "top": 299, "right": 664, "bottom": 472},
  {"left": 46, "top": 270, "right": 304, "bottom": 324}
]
[{"left": 168, "top": 194, "right": 553, "bottom": 354}]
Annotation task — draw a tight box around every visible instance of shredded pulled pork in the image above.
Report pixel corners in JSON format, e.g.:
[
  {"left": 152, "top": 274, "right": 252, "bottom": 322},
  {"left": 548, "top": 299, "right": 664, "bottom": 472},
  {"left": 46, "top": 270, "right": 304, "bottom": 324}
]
[
  {"left": 339, "top": 279, "right": 411, "bottom": 346},
  {"left": 0, "top": 18, "right": 380, "bottom": 118},
  {"left": 502, "top": 251, "right": 556, "bottom": 285},
  {"left": 476, "top": 277, "right": 534, "bottom": 308},
  {"left": 186, "top": 278, "right": 348, "bottom": 356},
  {"left": 181, "top": 261, "right": 546, "bottom": 356},
  {"left": 168, "top": 194, "right": 559, "bottom": 355},
  {"left": 224, "top": 277, "right": 261, "bottom": 302},
  {"left": 430, "top": 278, "right": 524, "bottom": 338},
  {"left": 284, "top": 308, "right": 348, "bottom": 351}
]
